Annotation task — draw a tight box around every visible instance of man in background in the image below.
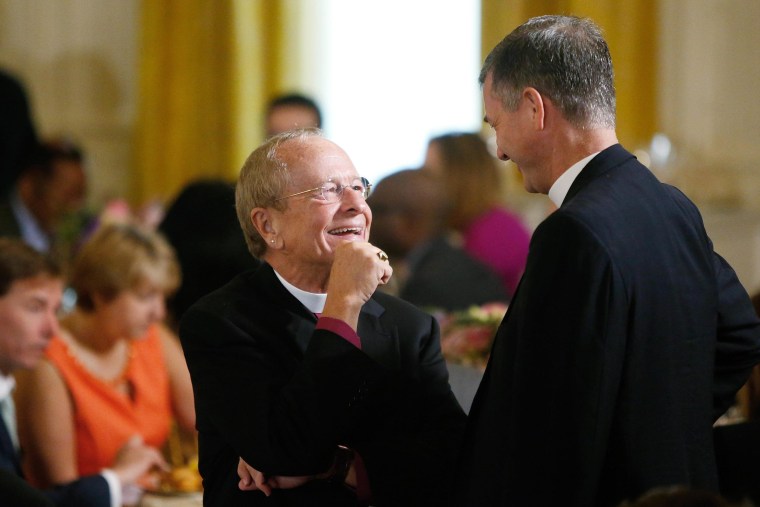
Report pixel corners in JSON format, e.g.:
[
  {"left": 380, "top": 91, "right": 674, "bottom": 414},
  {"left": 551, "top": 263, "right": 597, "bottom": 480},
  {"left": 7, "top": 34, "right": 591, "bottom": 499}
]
[
  {"left": 454, "top": 15, "right": 760, "bottom": 506},
  {"left": 0, "top": 238, "right": 168, "bottom": 507},
  {"left": 368, "top": 168, "right": 508, "bottom": 311},
  {"left": 0, "top": 139, "right": 88, "bottom": 261},
  {"left": 265, "top": 93, "right": 322, "bottom": 137}
]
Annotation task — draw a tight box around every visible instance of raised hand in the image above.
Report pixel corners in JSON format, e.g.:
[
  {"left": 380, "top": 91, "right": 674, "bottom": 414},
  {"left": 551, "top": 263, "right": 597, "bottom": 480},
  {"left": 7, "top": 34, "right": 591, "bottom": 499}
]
[{"left": 323, "top": 241, "right": 392, "bottom": 330}]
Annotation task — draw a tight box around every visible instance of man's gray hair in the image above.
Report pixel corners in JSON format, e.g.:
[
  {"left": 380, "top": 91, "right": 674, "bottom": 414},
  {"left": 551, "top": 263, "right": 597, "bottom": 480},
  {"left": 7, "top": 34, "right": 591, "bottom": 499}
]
[
  {"left": 480, "top": 15, "right": 616, "bottom": 130},
  {"left": 235, "top": 128, "right": 323, "bottom": 257}
]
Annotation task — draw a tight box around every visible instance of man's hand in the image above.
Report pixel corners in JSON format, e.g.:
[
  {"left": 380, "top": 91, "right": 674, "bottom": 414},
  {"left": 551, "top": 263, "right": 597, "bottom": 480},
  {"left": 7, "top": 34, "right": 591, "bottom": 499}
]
[
  {"left": 110, "top": 435, "right": 169, "bottom": 486},
  {"left": 323, "top": 242, "right": 393, "bottom": 330},
  {"left": 237, "top": 458, "right": 316, "bottom": 495}
]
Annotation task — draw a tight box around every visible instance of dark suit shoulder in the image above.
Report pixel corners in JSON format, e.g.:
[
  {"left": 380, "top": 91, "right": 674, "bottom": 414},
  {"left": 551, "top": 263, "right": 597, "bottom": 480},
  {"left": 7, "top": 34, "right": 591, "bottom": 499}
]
[{"left": 371, "top": 290, "right": 434, "bottom": 322}]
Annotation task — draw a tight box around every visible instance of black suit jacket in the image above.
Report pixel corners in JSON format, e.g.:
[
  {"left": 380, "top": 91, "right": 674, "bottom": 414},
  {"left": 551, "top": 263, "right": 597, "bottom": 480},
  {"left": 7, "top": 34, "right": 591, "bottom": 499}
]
[
  {"left": 0, "top": 411, "right": 110, "bottom": 507},
  {"left": 180, "top": 262, "right": 466, "bottom": 506},
  {"left": 0, "top": 196, "right": 22, "bottom": 239},
  {"left": 454, "top": 144, "right": 760, "bottom": 507}
]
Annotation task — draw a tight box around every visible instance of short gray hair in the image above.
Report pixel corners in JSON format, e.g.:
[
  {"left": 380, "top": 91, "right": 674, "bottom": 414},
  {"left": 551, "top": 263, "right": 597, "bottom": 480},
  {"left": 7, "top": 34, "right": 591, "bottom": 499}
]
[
  {"left": 235, "top": 128, "right": 323, "bottom": 257},
  {"left": 480, "top": 15, "right": 616, "bottom": 130}
]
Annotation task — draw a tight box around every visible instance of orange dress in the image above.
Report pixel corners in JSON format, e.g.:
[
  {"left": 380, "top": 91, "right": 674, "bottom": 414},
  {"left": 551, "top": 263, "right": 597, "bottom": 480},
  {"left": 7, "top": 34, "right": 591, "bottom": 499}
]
[{"left": 45, "top": 324, "right": 172, "bottom": 476}]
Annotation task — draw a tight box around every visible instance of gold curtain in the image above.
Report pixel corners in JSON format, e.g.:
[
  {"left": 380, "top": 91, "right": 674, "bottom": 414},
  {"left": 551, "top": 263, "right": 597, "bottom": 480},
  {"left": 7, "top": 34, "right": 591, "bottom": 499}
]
[
  {"left": 480, "top": 0, "right": 658, "bottom": 149},
  {"left": 133, "top": 0, "right": 283, "bottom": 206}
]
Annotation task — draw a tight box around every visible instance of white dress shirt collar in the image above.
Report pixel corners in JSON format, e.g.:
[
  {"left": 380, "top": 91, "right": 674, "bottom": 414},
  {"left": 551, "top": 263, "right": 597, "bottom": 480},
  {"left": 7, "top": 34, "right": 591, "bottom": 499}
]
[
  {"left": 273, "top": 269, "right": 327, "bottom": 314},
  {"left": 0, "top": 373, "right": 15, "bottom": 401},
  {"left": 548, "top": 151, "right": 601, "bottom": 208}
]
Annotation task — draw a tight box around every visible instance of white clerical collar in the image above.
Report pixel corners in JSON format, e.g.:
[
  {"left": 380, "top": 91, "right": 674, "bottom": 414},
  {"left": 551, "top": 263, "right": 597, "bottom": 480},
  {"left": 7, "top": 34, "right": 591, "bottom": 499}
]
[
  {"left": 548, "top": 151, "right": 601, "bottom": 208},
  {"left": 0, "top": 373, "right": 15, "bottom": 401},
  {"left": 273, "top": 269, "right": 327, "bottom": 314}
]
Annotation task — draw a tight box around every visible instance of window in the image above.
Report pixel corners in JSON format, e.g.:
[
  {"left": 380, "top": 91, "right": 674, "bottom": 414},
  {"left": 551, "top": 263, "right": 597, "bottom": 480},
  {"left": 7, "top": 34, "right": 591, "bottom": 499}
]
[{"left": 311, "top": 1, "right": 482, "bottom": 184}]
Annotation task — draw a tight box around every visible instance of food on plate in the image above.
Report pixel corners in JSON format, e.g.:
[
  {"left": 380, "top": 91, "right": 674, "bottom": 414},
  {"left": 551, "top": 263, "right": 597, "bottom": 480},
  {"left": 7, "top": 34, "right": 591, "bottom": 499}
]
[{"left": 155, "top": 457, "right": 202, "bottom": 493}]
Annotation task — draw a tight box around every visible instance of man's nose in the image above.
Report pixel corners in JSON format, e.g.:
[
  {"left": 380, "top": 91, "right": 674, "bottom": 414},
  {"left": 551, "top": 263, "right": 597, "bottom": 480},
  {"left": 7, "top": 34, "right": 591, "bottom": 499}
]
[
  {"left": 44, "top": 310, "right": 60, "bottom": 339},
  {"left": 341, "top": 186, "right": 367, "bottom": 210},
  {"left": 496, "top": 148, "right": 510, "bottom": 161}
]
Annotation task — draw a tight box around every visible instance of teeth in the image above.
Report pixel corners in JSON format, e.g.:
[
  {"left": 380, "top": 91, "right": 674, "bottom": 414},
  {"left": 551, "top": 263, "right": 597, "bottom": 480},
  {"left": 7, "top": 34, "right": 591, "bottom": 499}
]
[{"left": 329, "top": 227, "right": 360, "bottom": 234}]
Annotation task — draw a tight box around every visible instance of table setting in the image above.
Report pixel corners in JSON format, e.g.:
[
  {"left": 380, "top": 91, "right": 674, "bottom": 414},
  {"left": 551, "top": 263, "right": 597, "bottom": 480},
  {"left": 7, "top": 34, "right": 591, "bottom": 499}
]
[{"left": 436, "top": 303, "right": 507, "bottom": 413}]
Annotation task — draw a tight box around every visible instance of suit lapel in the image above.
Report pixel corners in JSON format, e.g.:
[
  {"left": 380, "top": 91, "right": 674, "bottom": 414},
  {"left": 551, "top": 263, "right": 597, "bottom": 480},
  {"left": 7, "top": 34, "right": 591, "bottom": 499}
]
[
  {"left": 250, "top": 263, "right": 399, "bottom": 368},
  {"left": 563, "top": 144, "right": 636, "bottom": 205},
  {"left": 250, "top": 264, "right": 317, "bottom": 354},
  {"left": 0, "top": 413, "right": 20, "bottom": 474},
  {"left": 357, "top": 298, "right": 400, "bottom": 371}
]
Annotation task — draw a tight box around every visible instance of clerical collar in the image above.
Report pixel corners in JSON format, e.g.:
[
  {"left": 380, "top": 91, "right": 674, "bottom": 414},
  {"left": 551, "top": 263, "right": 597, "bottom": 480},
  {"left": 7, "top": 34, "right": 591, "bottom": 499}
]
[
  {"left": 0, "top": 373, "right": 15, "bottom": 401},
  {"left": 273, "top": 270, "right": 327, "bottom": 314},
  {"left": 548, "top": 151, "right": 600, "bottom": 208}
]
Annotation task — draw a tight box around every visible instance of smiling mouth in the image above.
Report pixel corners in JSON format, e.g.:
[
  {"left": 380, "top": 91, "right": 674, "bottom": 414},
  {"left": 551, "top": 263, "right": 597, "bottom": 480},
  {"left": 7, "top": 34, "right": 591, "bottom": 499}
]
[{"left": 328, "top": 227, "right": 363, "bottom": 236}]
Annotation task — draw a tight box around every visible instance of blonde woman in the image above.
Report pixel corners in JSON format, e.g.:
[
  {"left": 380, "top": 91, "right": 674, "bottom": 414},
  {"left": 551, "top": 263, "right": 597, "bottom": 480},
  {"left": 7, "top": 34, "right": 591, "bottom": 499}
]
[{"left": 16, "top": 223, "right": 195, "bottom": 492}]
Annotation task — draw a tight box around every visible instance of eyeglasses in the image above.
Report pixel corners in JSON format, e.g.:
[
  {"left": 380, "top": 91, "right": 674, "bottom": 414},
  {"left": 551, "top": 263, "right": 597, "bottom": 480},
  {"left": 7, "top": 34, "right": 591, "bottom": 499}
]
[{"left": 275, "top": 176, "right": 372, "bottom": 203}]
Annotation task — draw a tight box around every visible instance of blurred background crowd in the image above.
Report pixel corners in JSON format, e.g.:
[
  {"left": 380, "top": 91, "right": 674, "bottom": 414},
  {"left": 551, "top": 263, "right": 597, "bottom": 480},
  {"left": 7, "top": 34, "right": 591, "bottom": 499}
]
[{"left": 1, "top": 1, "right": 760, "bottom": 506}]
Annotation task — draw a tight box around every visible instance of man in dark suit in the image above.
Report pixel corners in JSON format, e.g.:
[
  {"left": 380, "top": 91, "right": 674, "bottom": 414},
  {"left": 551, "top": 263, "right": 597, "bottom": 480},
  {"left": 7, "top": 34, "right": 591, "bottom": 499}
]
[
  {"left": 179, "top": 129, "right": 466, "bottom": 506},
  {"left": 453, "top": 15, "right": 760, "bottom": 507},
  {"left": 0, "top": 238, "right": 168, "bottom": 507},
  {"left": 368, "top": 168, "right": 509, "bottom": 311}
]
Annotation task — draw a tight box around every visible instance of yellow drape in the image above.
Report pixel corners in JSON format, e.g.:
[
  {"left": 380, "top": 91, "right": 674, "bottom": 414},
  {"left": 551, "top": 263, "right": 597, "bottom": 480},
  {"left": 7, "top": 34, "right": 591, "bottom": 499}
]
[
  {"left": 134, "top": 2, "right": 656, "bottom": 205},
  {"left": 134, "top": 0, "right": 283, "bottom": 206},
  {"left": 480, "top": 0, "right": 658, "bottom": 148}
]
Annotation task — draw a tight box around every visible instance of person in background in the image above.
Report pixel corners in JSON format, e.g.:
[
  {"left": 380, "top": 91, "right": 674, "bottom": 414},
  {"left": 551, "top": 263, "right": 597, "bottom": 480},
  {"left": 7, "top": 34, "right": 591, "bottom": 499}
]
[
  {"left": 0, "top": 238, "right": 167, "bottom": 507},
  {"left": 180, "top": 128, "right": 465, "bottom": 506},
  {"left": 158, "top": 178, "right": 259, "bottom": 329},
  {"left": 265, "top": 93, "right": 322, "bottom": 138},
  {"left": 424, "top": 131, "right": 531, "bottom": 296},
  {"left": 368, "top": 168, "right": 508, "bottom": 311},
  {"left": 0, "top": 69, "right": 38, "bottom": 199},
  {"left": 454, "top": 15, "right": 760, "bottom": 507},
  {"left": 15, "top": 224, "right": 195, "bottom": 505},
  {"left": 0, "top": 138, "right": 89, "bottom": 264}
]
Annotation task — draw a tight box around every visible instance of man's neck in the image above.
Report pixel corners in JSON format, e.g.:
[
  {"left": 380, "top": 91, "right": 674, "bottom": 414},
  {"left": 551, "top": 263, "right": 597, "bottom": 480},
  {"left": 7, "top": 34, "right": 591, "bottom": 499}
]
[{"left": 546, "top": 127, "right": 618, "bottom": 191}]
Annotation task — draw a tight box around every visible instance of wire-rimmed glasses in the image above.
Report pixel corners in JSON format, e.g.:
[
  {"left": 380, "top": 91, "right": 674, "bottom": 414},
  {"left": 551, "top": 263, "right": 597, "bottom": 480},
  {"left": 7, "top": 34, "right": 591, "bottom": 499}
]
[{"left": 275, "top": 176, "right": 372, "bottom": 203}]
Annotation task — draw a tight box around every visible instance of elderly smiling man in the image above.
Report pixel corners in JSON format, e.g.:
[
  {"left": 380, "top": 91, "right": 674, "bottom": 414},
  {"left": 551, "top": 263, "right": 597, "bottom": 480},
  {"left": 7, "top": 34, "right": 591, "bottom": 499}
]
[{"left": 179, "top": 128, "right": 466, "bottom": 507}]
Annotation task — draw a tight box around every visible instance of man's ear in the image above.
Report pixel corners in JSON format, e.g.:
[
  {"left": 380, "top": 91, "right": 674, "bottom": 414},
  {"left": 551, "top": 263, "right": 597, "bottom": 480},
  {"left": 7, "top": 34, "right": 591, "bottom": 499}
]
[
  {"left": 523, "top": 87, "right": 546, "bottom": 130},
  {"left": 250, "top": 207, "right": 276, "bottom": 244}
]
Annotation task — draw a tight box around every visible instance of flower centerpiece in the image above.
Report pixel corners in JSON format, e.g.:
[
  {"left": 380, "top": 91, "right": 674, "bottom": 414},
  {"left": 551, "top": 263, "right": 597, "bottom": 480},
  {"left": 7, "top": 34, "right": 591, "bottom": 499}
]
[{"left": 436, "top": 302, "right": 508, "bottom": 369}]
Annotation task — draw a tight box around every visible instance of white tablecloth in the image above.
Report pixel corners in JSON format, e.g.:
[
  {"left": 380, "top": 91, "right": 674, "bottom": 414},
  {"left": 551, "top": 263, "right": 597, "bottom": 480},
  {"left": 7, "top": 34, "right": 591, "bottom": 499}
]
[{"left": 138, "top": 492, "right": 202, "bottom": 507}]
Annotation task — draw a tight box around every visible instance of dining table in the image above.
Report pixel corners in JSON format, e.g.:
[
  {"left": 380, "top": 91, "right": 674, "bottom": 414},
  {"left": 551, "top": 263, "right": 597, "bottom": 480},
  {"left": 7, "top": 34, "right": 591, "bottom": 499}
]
[{"left": 137, "top": 491, "right": 203, "bottom": 507}]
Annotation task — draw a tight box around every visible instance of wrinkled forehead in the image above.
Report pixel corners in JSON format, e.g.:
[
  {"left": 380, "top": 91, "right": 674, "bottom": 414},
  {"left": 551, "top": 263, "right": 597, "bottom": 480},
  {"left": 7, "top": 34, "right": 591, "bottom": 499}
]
[{"left": 280, "top": 137, "right": 358, "bottom": 185}]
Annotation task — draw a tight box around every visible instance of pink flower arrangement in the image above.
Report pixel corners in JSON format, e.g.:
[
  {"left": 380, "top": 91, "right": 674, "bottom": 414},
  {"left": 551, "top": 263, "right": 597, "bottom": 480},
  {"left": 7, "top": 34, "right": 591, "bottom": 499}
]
[{"left": 437, "top": 302, "right": 508, "bottom": 369}]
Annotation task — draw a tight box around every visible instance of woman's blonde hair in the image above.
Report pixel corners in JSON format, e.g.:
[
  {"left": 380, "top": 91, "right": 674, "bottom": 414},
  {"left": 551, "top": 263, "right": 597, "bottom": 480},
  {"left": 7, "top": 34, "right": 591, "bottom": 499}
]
[
  {"left": 71, "top": 223, "right": 180, "bottom": 311},
  {"left": 427, "top": 133, "right": 503, "bottom": 231}
]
